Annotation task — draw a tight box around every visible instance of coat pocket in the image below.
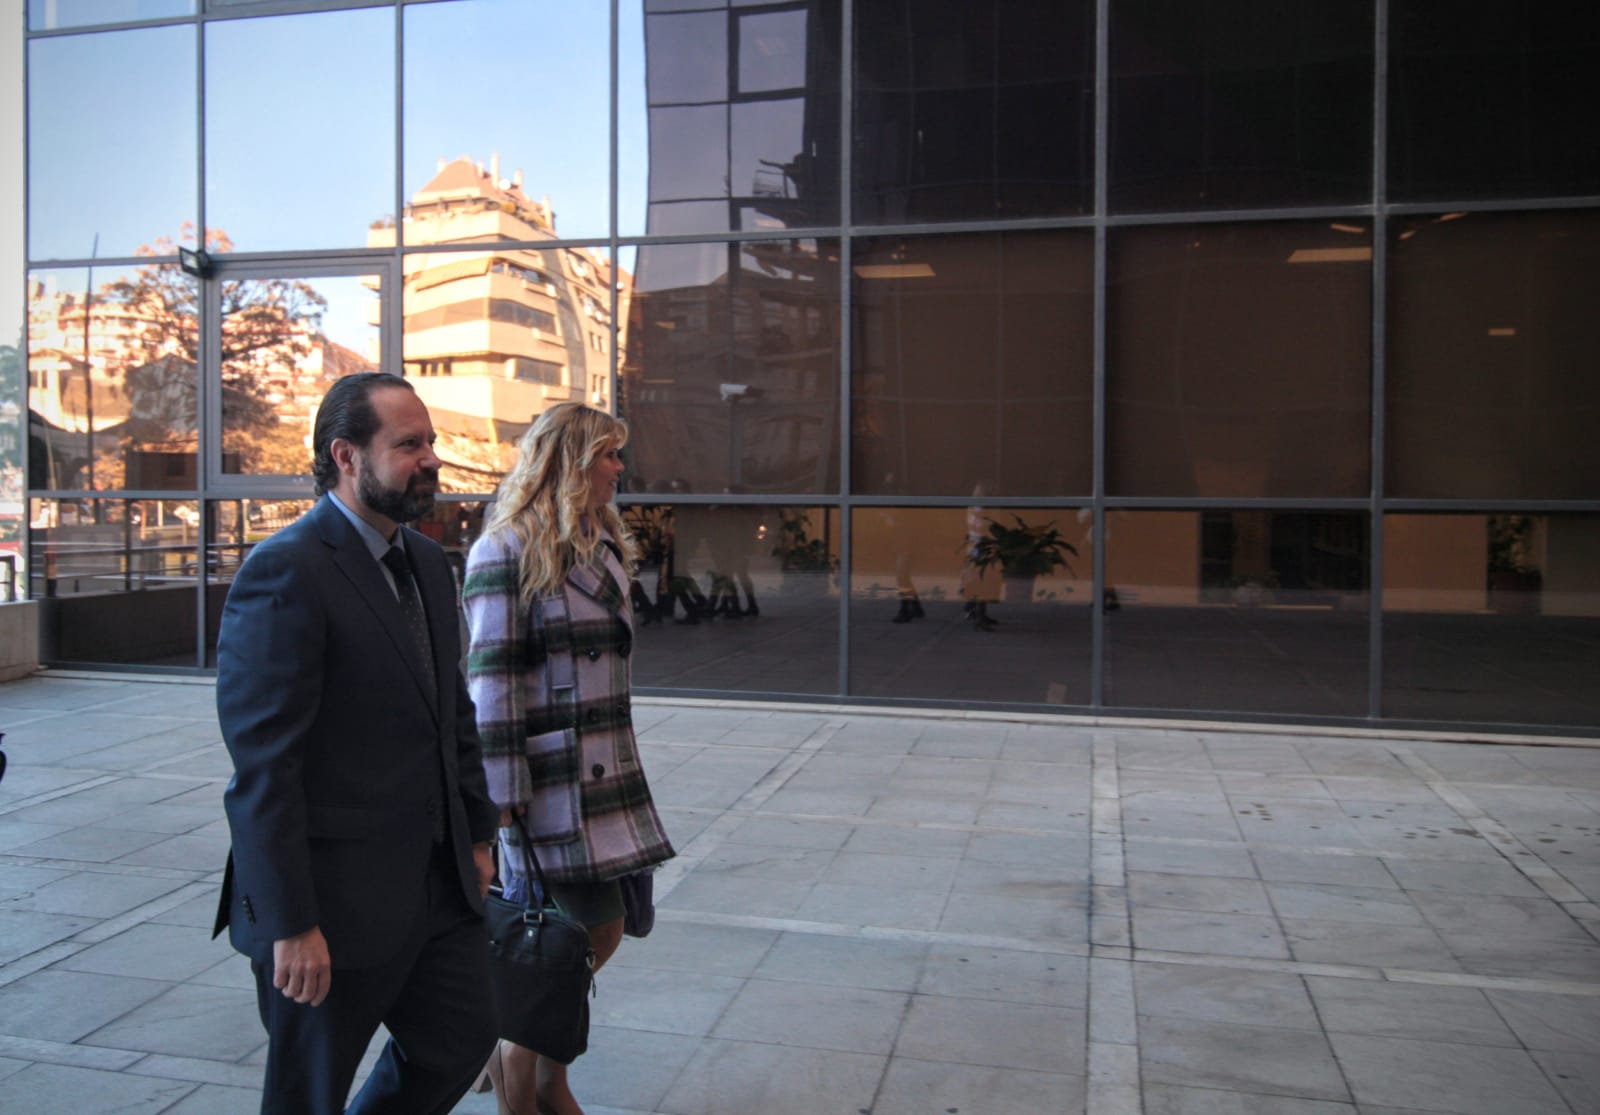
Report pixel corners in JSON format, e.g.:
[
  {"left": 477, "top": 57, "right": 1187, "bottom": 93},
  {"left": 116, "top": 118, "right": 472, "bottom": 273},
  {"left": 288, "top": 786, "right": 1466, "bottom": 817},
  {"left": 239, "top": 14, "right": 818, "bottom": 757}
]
[{"left": 523, "top": 728, "right": 582, "bottom": 844}]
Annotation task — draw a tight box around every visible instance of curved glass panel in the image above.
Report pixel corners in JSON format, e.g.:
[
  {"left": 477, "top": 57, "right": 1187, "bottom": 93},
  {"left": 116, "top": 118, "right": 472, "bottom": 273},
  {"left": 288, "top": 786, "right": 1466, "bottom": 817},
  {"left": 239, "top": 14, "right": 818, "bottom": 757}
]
[
  {"left": 404, "top": 0, "right": 610, "bottom": 243},
  {"left": 625, "top": 501, "right": 840, "bottom": 695},
  {"left": 1384, "top": 513, "right": 1600, "bottom": 727},
  {"left": 28, "top": 26, "right": 197, "bottom": 261},
  {"left": 1108, "top": 221, "right": 1371, "bottom": 498},
  {"left": 854, "top": 0, "right": 1093, "bottom": 224},
  {"left": 220, "top": 273, "right": 381, "bottom": 478},
  {"left": 1386, "top": 210, "right": 1600, "bottom": 500},
  {"left": 1104, "top": 510, "right": 1370, "bottom": 716},
  {"left": 853, "top": 230, "right": 1094, "bottom": 498},
  {"left": 31, "top": 496, "right": 199, "bottom": 666},
  {"left": 402, "top": 244, "right": 617, "bottom": 493},
  {"left": 27, "top": 264, "right": 198, "bottom": 492},
  {"left": 28, "top": 0, "right": 192, "bottom": 30},
  {"left": 205, "top": 9, "right": 394, "bottom": 253},
  {"left": 1390, "top": 3, "right": 1600, "bottom": 202},
  {"left": 850, "top": 506, "right": 1093, "bottom": 704},
  {"left": 620, "top": 238, "right": 840, "bottom": 495},
  {"left": 621, "top": 1, "right": 841, "bottom": 236},
  {"left": 1109, "top": 0, "right": 1373, "bottom": 213}
]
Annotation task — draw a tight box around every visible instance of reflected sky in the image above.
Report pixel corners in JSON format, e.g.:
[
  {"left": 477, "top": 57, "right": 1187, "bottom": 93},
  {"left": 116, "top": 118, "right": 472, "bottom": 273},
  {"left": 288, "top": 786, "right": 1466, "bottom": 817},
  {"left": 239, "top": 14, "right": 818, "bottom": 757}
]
[
  {"left": 28, "top": 25, "right": 196, "bottom": 261},
  {"left": 206, "top": 9, "right": 393, "bottom": 253}
]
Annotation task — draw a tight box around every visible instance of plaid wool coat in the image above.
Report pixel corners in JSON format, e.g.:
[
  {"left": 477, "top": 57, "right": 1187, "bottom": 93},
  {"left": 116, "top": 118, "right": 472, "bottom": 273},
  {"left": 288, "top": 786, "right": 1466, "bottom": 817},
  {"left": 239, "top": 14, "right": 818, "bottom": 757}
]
[{"left": 463, "top": 529, "right": 674, "bottom": 884}]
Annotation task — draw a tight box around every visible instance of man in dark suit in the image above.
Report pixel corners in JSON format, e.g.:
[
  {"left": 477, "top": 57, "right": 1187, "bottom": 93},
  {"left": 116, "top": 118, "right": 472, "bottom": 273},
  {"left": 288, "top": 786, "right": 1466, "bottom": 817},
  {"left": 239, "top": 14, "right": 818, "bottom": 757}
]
[{"left": 214, "top": 372, "right": 499, "bottom": 1115}]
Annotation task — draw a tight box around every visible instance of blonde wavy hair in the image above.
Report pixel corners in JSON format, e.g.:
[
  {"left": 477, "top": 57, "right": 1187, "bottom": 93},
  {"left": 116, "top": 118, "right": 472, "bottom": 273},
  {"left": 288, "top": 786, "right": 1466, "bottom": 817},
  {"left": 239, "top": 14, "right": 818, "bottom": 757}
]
[{"left": 483, "top": 402, "right": 639, "bottom": 604}]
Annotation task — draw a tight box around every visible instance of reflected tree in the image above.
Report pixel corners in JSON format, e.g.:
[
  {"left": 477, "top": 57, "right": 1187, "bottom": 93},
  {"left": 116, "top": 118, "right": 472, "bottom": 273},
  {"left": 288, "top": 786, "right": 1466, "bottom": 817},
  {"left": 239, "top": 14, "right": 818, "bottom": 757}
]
[{"left": 105, "top": 227, "right": 330, "bottom": 476}]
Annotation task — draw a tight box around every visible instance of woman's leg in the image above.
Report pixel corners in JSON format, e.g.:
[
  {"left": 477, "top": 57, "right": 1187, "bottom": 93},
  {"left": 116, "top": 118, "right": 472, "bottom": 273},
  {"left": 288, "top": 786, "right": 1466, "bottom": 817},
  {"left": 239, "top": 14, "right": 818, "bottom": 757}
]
[{"left": 532, "top": 918, "right": 625, "bottom": 1115}]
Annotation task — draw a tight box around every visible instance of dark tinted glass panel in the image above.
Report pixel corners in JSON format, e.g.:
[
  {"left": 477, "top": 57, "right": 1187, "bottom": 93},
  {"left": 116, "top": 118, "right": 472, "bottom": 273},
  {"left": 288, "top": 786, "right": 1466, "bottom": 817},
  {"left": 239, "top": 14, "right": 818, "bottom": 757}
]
[
  {"left": 853, "top": 230, "right": 1093, "bottom": 498},
  {"left": 620, "top": 239, "right": 840, "bottom": 495},
  {"left": 1390, "top": 4, "right": 1600, "bottom": 202},
  {"left": 625, "top": 502, "right": 839, "bottom": 694},
  {"left": 1107, "top": 222, "right": 1371, "bottom": 498},
  {"left": 28, "top": 0, "right": 192, "bottom": 29},
  {"left": 220, "top": 273, "right": 380, "bottom": 478},
  {"left": 1109, "top": 0, "right": 1373, "bottom": 213},
  {"left": 206, "top": 9, "right": 393, "bottom": 252},
  {"left": 1387, "top": 210, "right": 1600, "bottom": 500},
  {"left": 202, "top": 497, "right": 315, "bottom": 665},
  {"left": 1384, "top": 514, "right": 1600, "bottom": 728},
  {"left": 27, "top": 265, "right": 198, "bottom": 492},
  {"left": 31, "top": 496, "right": 198, "bottom": 666},
  {"left": 405, "top": 0, "right": 609, "bottom": 242},
  {"left": 850, "top": 506, "right": 1092, "bottom": 704},
  {"left": 28, "top": 27, "right": 196, "bottom": 261},
  {"left": 854, "top": 0, "right": 1093, "bottom": 224},
  {"left": 404, "top": 245, "right": 617, "bottom": 492},
  {"left": 622, "top": 3, "right": 840, "bottom": 235},
  {"left": 1104, "top": 510, "right": 1370, "bottom": 716}
]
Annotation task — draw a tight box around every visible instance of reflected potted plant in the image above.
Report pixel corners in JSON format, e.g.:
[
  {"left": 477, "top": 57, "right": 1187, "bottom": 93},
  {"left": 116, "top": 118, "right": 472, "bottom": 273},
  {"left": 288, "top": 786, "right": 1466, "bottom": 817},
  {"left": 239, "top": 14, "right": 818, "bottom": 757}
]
[
  {"left": 969, "top": 515, "right": 1078, "bottom": 603},
  {"left": 771, "top": 508, "right": 837, "bottom": 595},
  {"left": 1488, "top": 514, "right": 1541, "bottom": 615}
]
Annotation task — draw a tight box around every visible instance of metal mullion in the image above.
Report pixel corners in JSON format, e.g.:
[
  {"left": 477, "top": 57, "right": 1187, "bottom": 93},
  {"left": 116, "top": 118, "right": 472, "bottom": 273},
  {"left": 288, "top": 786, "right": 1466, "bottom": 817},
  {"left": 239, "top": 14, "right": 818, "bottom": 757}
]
[
  {"left": 1385, "top": 194, "right": 1600, "bottom": 216},
  {"left": 1091, "top": 0, "right": 1110, "bottom": 711},
  {"left": 1382, "top": 499, "right": 1600, "bottom": 513},
  {"left": 843, "top": 214, "right": 1099, "bottom": 240},
  {"left": 609, "top": 0, "right": 620, "bottom": 413},
  {"left": 1368, "top": 0, "right": 1390, "bottom": 722},
  {"left": 25, "top": 16, "right": 195, "bottom": 38},
  {"left": 391, "top": 0, "right": 404, "bottom": 378},
  {"left": 25, "top": 253, "right": 178, "bottom": 270},
  {"left": 195, "top": 11, "right": 210, "bottom": 667},
  {"left": 837, "top": 0, "right": 854, "bottom": 701},
  {"left": 1102, "top": 204, "right": 1378, "bottom": 229},
  {"left": 1102, "top": 496, "right": 1374, "bottom": 511}
]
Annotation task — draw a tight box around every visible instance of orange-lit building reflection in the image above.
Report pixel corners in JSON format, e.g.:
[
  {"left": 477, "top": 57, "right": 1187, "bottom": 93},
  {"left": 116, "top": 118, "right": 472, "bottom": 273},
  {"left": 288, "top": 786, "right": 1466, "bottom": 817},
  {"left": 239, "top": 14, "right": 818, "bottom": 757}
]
[{"left": 371, "top": 154, "right": 626, "bottom": 493}]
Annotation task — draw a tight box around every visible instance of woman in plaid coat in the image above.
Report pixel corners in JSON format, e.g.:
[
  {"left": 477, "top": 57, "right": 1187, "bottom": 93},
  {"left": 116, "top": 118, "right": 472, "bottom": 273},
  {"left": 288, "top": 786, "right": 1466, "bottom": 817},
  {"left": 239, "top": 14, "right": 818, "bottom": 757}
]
[{"left": 463, "top": 403, "right": 674, "bottom": 1115}]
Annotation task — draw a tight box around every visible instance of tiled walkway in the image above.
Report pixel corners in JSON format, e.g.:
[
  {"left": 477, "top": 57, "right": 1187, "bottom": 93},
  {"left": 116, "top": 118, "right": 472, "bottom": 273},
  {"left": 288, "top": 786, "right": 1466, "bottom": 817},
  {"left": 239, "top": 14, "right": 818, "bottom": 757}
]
[{"left": 1, "top": 672, "right": 1598, "bottom": 1114}]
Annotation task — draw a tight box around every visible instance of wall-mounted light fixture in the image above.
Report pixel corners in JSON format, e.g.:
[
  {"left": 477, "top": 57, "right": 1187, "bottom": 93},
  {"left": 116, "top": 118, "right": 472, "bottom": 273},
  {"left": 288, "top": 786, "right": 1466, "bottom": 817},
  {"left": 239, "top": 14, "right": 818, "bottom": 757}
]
[{"left": 178, "top": 247, "right": 213, "bottom": 278}]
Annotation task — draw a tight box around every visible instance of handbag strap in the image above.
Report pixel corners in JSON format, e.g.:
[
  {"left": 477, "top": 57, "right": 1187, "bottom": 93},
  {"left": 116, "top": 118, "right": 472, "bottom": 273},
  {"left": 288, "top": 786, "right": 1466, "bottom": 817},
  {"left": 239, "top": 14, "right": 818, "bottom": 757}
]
[{"left": 507, "top": 813, "right": 555, "bottom": 911}]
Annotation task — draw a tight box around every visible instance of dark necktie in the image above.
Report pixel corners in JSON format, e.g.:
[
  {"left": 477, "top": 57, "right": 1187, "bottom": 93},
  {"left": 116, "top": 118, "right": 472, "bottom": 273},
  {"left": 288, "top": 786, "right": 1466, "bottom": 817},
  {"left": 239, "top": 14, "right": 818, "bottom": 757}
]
[{"left": 381, "top": 545, "right": 436, "bottom": 703}]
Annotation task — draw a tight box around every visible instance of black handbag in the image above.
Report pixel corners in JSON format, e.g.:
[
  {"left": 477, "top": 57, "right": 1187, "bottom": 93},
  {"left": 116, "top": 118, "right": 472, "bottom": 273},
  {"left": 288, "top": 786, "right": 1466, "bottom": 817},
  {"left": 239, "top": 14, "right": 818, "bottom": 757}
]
[{"left": 485, "top": 818, "right": 595, "bottom": 1065}]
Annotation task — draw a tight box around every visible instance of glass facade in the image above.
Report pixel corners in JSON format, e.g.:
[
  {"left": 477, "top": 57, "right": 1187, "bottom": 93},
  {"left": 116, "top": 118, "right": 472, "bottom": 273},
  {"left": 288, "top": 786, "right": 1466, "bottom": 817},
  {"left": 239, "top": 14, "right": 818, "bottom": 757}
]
[{"left": 13, "top": 0, "right": 1600, "bottom": 736}]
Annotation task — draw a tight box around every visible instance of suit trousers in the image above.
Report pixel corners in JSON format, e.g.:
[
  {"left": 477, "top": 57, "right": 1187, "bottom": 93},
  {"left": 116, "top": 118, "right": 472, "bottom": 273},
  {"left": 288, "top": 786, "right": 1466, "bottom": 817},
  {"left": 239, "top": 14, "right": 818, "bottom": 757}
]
[{"left": 251, "top": 842, "right": 496, "bottom": 1115}]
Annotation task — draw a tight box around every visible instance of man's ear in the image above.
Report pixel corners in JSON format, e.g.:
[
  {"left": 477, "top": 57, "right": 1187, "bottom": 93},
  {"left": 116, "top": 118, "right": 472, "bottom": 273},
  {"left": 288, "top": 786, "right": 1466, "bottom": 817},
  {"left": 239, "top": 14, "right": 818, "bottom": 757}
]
[{"left": 330, "top": 438, "right": 359, "bottom": 477}]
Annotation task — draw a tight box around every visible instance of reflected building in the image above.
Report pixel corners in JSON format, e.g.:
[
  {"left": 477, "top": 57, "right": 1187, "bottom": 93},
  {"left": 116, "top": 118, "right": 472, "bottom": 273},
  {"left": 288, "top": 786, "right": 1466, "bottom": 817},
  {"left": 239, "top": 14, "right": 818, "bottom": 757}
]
[
  {"left": 373, "top": 155, "right": 623, "bottom": 492},
  {"left": 14, "top": 1, "right": 1600, "bottom": 731}
]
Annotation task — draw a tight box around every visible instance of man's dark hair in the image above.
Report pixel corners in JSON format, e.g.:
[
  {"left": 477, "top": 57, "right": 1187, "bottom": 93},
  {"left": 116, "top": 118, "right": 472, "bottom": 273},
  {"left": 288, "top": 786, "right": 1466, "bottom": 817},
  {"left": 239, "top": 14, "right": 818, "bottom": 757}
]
[{"left": 311, "top": 372, "right": 415, "bottom": 496}]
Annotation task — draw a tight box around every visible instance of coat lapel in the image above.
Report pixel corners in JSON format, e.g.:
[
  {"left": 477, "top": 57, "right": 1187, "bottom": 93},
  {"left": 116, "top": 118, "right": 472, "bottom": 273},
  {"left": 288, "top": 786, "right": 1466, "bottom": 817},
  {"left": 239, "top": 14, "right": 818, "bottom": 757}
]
[
  {"left": 566, "top": 540, "right": 630, "bottom": 628},
  {"left": 315, "top": 500, "right": 440, "bottom": 719}
]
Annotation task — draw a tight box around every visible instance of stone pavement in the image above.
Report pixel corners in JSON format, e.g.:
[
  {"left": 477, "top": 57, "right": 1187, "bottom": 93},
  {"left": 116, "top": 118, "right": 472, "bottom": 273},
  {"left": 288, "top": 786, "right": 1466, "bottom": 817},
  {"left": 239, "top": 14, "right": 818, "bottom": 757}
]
[{"left": 1, "top": 673, "right": 1599, "bottom": 1115}]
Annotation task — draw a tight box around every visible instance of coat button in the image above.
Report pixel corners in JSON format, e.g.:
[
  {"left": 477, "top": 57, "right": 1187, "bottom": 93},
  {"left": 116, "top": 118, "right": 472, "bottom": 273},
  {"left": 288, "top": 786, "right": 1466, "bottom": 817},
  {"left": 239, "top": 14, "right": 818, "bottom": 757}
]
[
  {"left": 591, "top": 763, "right": 606, "bottom": 779},
  {"left": 587, "top": 648, "right": 601, "bottom": 661}
]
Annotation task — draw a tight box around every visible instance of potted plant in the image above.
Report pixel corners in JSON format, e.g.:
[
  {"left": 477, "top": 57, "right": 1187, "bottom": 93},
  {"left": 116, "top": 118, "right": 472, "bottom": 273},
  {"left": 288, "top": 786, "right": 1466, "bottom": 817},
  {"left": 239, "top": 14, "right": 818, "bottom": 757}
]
[
  {"left": 969, "top": 515, "right": 1078, "bottom": 603},
  {"left": 771, "top": 508, "right": 838, "bottom": 595},
  {"left": 1487, "top": 514, "right": 1541, "bottom": 614}
]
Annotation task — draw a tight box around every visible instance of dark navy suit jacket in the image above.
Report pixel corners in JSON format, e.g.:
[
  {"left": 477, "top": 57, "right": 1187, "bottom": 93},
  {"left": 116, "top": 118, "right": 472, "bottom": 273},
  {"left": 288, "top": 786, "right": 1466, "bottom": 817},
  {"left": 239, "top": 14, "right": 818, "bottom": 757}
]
[{"left": 213, "top": 496, "right": 497, "bottom": 968}]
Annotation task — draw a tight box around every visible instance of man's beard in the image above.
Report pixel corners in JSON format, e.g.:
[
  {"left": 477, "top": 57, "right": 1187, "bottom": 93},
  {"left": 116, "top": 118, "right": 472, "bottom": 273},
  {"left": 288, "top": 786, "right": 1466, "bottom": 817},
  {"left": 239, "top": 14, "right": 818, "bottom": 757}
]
[{"left": 358, "top": 456, "right": 437, "bottom": 523}]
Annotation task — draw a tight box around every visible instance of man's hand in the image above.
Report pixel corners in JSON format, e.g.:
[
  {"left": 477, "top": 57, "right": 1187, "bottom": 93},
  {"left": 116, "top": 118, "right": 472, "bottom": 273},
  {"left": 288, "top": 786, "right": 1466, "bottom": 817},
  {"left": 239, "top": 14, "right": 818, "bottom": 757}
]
[
  {"left": 472, "top": 842, "right": 496, "bottom": 899},
  {"left": 272, "top": 927, "right": 331, "bottom": 1007}
]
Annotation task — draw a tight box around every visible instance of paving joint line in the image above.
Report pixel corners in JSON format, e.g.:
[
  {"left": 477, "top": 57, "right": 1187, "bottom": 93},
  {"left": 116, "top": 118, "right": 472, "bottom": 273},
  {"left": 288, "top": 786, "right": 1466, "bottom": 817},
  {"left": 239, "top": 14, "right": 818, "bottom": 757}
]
[
  {"left": 1394, "top": 751, "right": 1600, "bottom": 944},
  {"left": 1087, "top": 735, "right": 1141, "bottom": 1115}
]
